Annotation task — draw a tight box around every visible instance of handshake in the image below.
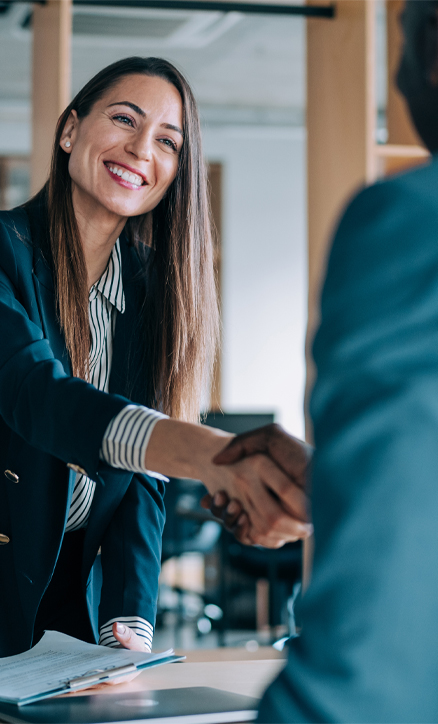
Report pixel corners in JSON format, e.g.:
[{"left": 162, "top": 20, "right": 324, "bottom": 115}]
[{"left": 200, "top": 424, "right": 313, "bottom": 549}]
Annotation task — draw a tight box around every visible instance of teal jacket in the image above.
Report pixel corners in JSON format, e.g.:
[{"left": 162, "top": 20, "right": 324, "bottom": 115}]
[{"left": 259, "top": 158, "right": 438, "bottom": 722}]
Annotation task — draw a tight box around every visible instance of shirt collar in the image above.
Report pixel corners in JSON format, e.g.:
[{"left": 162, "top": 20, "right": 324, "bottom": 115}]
[{"left": 90, "top": 238, "right": 125, "bottom": 314}]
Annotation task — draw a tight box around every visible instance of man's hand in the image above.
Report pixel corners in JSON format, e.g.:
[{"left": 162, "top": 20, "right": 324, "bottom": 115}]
[
  {"left": 213, "top": 423, "right": 312, "bottom": 491},
  {"left": 202, "top": 425, "right": 313, "bottom": 546}
]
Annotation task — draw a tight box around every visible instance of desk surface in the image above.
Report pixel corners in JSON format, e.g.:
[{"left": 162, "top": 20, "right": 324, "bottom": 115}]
[
  {"left": 82, "top": 647, "right": 286, "bottom": 701},
  {"left": 67, "top": 647, "right": 285, "bottom": 724}
]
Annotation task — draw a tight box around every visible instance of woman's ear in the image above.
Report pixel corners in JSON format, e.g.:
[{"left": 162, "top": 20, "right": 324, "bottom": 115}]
[{"left": 59, "top": 109, "right": 78, "bottom": 152}]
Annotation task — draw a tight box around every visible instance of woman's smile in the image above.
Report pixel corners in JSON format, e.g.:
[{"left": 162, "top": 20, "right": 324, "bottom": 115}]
[{"left": 104, "top": 161, "right": 147, "bottom": 190}]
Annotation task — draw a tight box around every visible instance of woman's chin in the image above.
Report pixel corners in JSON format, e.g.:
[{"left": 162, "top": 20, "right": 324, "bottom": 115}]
[{"left": 96, "top": 198, "right": 149, "bottom": 221}]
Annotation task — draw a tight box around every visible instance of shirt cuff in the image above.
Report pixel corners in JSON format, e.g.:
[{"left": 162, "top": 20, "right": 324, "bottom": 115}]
[
  {"left": 99, "top": 617, "right": 153, "bottom": 652},
  {"left": 100, "top": 404, "right": 168, "bottom": 479}
]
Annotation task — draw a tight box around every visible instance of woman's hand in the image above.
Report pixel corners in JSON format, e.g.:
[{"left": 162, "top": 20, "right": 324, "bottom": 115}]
[
  {"left": 112, "top": 622, "right": 148, "bottom": 652},
  {"left": 145, "top": 419, "right": 312, "bottom": 547},
  {"left": 90, "top": 623, "right": 146, "bottom": 688},
  {"left": 201, "top": 491, "right": 253, "bottom": 544}
]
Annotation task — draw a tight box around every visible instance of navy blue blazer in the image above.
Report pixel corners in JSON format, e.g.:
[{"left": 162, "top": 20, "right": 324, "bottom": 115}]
[
  {"left": 0, "top": 195, "right": 166, "bottom": 657},
  {"left": 258, "top": 158, "right": 438, "bottom": 722}
]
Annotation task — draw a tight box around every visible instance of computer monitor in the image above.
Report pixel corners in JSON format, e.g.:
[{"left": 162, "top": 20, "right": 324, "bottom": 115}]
[{"left": 203, "top": 412, "right": 275, "bottom": 435}]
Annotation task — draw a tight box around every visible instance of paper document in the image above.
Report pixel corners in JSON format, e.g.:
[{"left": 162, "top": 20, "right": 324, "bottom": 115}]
[{"left": 0, "top": 631, "right": 182, "bottom": 706}]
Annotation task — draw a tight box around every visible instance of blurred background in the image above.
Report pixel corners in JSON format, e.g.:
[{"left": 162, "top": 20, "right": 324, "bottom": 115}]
[{"left": 0, "top": 0, "right": 420, "bottom": 652}]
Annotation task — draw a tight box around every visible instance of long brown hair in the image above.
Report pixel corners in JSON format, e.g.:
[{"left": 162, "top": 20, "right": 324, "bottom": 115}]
[{"left": 43, "top": 57, "right": 219, "bottom": 422}]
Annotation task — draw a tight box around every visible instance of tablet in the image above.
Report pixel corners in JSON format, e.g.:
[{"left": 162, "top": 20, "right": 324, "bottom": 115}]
[{"left": 0, "top": 686, "right": 259, "bottom": 724}]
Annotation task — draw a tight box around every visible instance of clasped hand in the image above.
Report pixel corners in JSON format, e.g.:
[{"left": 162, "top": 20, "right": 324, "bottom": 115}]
[
  {"left": 145, "top": 419, "right": 313, "bottom": 550},
  {"left": 202, "top": 424, "right": 313, "bottom": 548}
]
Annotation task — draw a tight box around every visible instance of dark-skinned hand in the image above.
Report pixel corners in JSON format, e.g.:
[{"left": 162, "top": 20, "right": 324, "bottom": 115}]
[{"left": 201, "top": 424, "right": 313, "bottom": 547}]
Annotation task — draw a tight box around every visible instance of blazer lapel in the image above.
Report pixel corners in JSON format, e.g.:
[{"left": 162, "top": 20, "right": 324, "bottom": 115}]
[
  {"left": 26, "top": 197, "right": 72, "bottom": 376},
  {"left": 32, "top": 270, "right": 73, "bottom": 377},
  {"left": 109, "top": 235, "right": 155, "bottom": 406},
  {"left": 25, "top": 196, "right": 75, "bottom": 511}
]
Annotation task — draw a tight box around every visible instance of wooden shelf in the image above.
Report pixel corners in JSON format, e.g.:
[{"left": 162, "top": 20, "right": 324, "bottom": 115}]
[
  {"left": 375, "top": 144, "right": 429, "bottom": 159},
  {"left": 374, "top": 144, "right": 430, "bottom": 176}
]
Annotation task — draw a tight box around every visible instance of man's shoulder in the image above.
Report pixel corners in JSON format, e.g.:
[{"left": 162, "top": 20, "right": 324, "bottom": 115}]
[
  {"left": 352, "top": 156, "right": 438, "bottom": 215},
  {"left": 386, "top": 152, "right": 438, "bottom": 189},
  {"left": 321, "top": 156, "right": 438, "bottom": 320},
  {"left": 332, "top": 157, "right": 438, "bottom": 259}
]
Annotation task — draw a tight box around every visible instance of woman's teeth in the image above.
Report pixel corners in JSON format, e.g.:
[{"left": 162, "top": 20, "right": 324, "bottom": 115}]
[{"left": 107, "top": 164, "right": 143, "bottom": 187}]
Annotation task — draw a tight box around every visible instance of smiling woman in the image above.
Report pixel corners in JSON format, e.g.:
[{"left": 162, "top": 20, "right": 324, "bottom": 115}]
[
  {"left": 0, "top": 56, "right": 311, "bottom": 663},
  {"left": 48, "top": 59, "right": 211, "bottom": 419}
]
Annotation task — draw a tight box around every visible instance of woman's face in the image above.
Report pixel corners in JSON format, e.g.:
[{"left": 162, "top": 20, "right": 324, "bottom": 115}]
[{"left": 61, "top": 73, "right": 184, "bottom": 222}]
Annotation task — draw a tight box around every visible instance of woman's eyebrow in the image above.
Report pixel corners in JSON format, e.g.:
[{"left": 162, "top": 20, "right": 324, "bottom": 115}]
[
  {"left": 108, "top": 101, "right": 145, "bottom": 117},
  {"left": 162, "top": 123, "right": 184, "bottom": 138},
  {"left": 108, "top": 102, "right": 183, "bottom": 137}
]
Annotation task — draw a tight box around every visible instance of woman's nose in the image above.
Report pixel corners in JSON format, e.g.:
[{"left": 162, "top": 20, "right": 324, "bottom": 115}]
[{"left": 126, "top": 131, "right": 153, "bottom": 161}]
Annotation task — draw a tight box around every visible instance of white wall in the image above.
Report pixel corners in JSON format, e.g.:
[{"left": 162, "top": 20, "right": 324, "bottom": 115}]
[{"left": 202, "top": 124, "right": 307, "bottom": 438}]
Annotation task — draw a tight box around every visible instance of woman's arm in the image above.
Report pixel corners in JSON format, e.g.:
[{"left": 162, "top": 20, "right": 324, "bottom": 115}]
[
  {"left": 0, "top": 218, "right": 310, "bottom": 549},
  {"left": 145, "top": 419, "right": 312, "bottom": 547}
]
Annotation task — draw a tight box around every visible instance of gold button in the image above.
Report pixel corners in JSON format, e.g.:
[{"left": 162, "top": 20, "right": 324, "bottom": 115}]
[
  {"left": 67, "top": 463, "right": 87, "bottom": 476},
  {"left": 4, "top": 470, "right": 19, "bottom": 483},
  {"left": 0, "top": 534, "right": 10, "bottom": 545}
]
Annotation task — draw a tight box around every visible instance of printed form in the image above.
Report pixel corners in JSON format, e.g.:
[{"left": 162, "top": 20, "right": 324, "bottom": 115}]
[{"left": 0, "top": 631, "right": 179, "bottom": 705}]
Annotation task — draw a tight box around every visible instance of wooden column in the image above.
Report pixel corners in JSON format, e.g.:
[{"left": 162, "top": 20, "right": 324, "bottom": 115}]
[
  {"left": 208, "top": 162, "right": 223, "bottom": 412},
  {"left": 31, "top": 0, "right": 72, "bottom": 195},
  {"left": 306, "top": 0, "right": 377, "bottom": 439},
  {"left": 304, "top": 0, "right": 377, "bottom": 587}
]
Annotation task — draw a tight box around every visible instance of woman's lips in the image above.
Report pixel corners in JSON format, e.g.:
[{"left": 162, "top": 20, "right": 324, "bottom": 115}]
[{"left": 104, "top": 162, "right": 147, "bottom": 190}]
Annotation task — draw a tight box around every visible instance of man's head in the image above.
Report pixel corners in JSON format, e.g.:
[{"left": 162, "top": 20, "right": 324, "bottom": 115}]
[{"left": 397, "top": 0, "right": 438, "bottom": 152}]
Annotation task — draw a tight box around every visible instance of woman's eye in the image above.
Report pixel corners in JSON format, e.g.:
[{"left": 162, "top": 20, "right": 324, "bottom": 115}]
[
  {"left": 160, "top": 138, "right": 178, "bottom": 152},
  {"left": 113, "top": 114, "right": 134, "bottom": 127}
]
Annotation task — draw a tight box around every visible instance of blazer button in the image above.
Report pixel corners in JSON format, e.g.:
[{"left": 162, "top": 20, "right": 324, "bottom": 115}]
[
  {"left": 0, "top": 534, "right": 10, "bottom": 545},
  {"left": 67, "top": 463, "right": 87, "bottom": 476},
  {"left": 4, "top": 470, "right": 19, "bottom": 483}
]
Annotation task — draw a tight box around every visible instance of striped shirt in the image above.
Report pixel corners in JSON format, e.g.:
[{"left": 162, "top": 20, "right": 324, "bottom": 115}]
[{"left": 65, "top": 239, "right": 166, "bottom": 650}]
